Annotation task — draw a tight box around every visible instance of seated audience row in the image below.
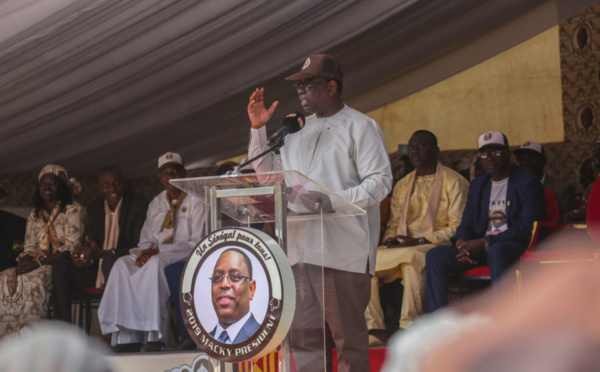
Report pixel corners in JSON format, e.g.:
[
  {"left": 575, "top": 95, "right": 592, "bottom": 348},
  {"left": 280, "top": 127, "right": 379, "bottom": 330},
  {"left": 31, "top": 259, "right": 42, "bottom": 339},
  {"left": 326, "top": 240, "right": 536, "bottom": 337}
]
[
  {"left": 0, "top": 133, "right": 589, "bottom": 354},
  {"left": 0, "top": 153, "right": 207, "bottom": 355},
  {"left": 369, "top": 131, "right": 583, "bottom": 344}
]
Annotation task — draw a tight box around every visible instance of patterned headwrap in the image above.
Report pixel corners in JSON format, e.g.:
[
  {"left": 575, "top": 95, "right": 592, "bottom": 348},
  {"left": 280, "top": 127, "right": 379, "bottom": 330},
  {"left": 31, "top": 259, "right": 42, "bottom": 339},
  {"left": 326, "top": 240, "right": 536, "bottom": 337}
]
[{"left": 38, "top": 164, "right": 82, "bottom": 196}]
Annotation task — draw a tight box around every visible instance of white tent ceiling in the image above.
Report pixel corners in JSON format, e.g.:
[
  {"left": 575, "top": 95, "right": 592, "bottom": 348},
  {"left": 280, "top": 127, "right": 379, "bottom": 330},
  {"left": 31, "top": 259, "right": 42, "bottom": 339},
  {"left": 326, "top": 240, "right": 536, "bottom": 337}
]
[{"left": 0, "top": 0, "right": 597, "bottom": 176}]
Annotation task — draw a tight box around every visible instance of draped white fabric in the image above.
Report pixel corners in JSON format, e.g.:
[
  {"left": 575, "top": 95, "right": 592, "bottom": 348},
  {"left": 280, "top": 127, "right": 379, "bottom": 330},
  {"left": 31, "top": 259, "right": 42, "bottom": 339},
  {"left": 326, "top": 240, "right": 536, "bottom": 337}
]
[{"left": 0, "top": 0, "right": 594, "bottom": 176}]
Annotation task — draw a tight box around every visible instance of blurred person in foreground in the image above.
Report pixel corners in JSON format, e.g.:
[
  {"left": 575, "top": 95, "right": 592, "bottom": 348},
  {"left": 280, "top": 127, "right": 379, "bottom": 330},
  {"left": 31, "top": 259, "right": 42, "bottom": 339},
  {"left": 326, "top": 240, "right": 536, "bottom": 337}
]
[
  {"left": 382, "top": 230, "right": 600, "bottom": 372},
  {"left": 0, "top": 321, "right": 113, "bottom": 372}
]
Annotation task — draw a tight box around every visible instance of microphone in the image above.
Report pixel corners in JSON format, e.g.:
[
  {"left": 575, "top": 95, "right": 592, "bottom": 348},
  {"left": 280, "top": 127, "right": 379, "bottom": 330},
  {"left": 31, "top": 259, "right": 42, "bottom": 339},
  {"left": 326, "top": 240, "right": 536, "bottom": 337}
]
[
  {"left": 267, "top": 112, "right": 305, "bottom": 145},
  {"left": 240, "top": 113, "right": 305, "bottom": 170}
]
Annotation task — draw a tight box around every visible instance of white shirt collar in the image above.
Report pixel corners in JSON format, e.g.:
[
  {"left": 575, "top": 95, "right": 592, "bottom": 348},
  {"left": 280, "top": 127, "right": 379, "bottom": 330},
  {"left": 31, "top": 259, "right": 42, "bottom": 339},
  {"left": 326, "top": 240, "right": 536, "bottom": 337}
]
[{"left": 214, "top": 311, "right": 252, "bottom": 344}]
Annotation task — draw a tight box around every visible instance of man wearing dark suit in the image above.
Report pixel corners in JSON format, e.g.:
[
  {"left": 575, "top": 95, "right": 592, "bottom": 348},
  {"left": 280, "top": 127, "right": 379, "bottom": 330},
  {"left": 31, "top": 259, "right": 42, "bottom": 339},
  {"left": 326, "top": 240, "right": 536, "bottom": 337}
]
[
  {"left": 209, "top": 312, "right": 260, "bottom": 344},
  {"left": 514, "top": 140, "right": 574, "bottom": 222},
  {"left": 209, "top": 248, "right": 260, "bottom": 344},
  {"left": 424, "top": 131, "right": 546, "bottom": 313},
  {"left": 84, "top": 167, "right": 149, "bottom": 280},
  {"left": 52, "top": 166, "right": 149, "bottom": 323}
]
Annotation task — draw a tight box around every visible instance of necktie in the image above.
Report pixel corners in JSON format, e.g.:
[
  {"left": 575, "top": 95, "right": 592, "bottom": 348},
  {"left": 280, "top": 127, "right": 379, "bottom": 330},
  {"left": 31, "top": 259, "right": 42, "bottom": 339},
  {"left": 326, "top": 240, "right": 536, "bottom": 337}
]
[{"left": 217, "top": 330, "right": 230, "bottom": 343}]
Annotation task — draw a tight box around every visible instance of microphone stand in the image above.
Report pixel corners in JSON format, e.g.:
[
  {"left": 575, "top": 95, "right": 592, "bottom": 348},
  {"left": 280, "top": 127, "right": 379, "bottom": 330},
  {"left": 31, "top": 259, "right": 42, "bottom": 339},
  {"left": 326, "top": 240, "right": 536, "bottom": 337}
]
[
  {"left": 238, "top": 140, "right": 285, "bottom": 170},
  {"left": 222, "top": 140, "right": 285, "bottom": 177}
]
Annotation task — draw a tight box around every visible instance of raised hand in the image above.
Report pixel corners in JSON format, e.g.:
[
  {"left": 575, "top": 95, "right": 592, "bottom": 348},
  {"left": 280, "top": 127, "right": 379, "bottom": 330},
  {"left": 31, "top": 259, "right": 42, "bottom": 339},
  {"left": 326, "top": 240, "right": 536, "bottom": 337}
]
[{"left": 247, "top": 87, "right": 279, "bottom": 129}]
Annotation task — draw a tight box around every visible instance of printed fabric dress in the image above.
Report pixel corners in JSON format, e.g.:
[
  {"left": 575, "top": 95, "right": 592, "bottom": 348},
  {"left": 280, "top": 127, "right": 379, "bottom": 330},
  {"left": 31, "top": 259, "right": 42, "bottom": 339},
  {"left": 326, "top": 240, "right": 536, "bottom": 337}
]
[{"left": 0, "top": 202, "right": 84, "bottom": 337}]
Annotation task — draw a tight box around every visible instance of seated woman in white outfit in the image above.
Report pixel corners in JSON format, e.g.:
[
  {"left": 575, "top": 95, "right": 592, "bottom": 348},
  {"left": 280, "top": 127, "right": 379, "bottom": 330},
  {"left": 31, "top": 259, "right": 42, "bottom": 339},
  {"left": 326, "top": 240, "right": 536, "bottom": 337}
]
[{"left": 0, "top": 164, "right": 84, "bottom": 337}]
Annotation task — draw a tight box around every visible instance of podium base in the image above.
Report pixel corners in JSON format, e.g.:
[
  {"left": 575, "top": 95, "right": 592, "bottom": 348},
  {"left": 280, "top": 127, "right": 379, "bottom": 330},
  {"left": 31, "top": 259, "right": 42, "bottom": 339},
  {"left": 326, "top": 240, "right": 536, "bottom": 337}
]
[{"left": 107, "top": 347, "right": 389, "bottom": 372}]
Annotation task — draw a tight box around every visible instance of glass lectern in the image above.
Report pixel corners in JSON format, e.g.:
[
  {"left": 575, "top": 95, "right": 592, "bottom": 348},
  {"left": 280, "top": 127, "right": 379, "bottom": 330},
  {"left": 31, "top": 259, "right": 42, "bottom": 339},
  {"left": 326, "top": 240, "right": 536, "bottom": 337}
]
[{"left": 171, "top": 170, "right": 365, "bottom": 372}]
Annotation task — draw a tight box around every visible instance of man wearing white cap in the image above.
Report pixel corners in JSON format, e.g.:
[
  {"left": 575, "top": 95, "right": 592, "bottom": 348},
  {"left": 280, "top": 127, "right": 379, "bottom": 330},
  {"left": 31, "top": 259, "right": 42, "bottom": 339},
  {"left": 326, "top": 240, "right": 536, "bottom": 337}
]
[
  {"left": 514, "top": 140, "right": 574, "bottom": 222},
  {"left": 98, "top": 152, "right": 206, "bottom": 352},
  {"left": 424, "top": 131, "right": 546, "bottom": 313}
]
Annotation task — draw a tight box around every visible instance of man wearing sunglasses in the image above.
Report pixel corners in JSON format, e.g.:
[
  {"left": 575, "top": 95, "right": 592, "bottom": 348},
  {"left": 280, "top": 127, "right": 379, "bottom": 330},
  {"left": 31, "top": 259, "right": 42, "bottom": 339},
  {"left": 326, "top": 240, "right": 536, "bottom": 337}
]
[
  {"left": 209, "top": 248, "right": 259, "bottom": 344},
  {"left": 247, "top": 54, "right": 392, "bottom": 371},
  {"left": 424, "top": 131, "right": 546, "bottom": 313}
]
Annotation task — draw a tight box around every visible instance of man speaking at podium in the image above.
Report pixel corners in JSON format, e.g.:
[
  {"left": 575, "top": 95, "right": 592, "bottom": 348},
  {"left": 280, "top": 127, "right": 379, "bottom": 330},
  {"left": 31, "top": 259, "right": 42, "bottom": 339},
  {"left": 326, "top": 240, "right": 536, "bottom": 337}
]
[{"left": 247, "top": 54, "right": 392, "bottom": 371}]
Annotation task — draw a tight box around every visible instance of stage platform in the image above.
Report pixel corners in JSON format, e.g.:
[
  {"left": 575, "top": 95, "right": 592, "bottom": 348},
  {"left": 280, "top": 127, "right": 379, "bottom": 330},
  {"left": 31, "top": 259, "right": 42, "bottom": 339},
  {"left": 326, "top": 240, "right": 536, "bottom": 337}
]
[{"left": 107, "top": 347, "right": 388, "bottom": 372}]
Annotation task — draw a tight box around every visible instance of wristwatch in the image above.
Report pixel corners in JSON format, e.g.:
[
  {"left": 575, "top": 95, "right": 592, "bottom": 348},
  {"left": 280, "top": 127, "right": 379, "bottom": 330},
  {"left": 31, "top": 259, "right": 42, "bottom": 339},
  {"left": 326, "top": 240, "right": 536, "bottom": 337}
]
[
  {"left": 418, "top": 237, "right": 427, "bottom": 245},
  {"left": 385, "top": 238, "right": 399, "bottom": 246}
]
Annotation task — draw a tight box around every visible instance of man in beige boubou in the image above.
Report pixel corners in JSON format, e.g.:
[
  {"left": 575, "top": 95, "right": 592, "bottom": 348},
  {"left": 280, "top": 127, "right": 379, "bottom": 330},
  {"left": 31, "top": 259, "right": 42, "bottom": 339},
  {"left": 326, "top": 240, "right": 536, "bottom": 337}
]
[{"left": 366, "top": 130, "right": 469, "bottom": 345}]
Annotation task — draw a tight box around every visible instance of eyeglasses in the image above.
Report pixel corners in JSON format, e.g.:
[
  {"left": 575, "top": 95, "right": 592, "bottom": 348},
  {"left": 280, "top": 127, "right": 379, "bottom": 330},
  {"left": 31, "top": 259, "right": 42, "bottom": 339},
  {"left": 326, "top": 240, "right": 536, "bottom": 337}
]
[
  {"left": 479, "top": 150, "right": 504, "bottom": 160},
  {"left": 209, "top": 273, "right": 251, "bottom": 283},
  {"left": 294, "top": 79, "right": 327, "bottom": 92}
]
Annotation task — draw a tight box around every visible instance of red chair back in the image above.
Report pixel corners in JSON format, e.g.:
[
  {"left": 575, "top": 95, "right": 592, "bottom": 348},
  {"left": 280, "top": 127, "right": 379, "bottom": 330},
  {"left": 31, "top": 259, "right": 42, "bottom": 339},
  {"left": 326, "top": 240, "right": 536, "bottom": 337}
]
[
  {"left": 544, "top": 188, "right": 560, "bottom": 224},
  {"left": 586, "top": 179, "right": 600, "bottom": 245}
]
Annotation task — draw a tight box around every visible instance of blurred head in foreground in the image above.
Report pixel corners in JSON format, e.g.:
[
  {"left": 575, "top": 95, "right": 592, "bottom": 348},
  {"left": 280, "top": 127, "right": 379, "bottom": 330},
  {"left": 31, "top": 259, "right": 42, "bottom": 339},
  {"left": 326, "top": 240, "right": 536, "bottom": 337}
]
[
  {"left": 383, "top": 228, "right": 600, "bottom": 372},
  {"left": 0, "top": 321, "right": 114, "bottom": 372}
]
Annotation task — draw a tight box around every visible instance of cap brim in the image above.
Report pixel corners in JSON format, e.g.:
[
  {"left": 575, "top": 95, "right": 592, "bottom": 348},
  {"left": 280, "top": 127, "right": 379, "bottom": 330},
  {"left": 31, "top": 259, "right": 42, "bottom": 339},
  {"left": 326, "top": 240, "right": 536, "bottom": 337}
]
[
  {"left": 514, "top": 148, "right": 541, "bottom": 156},
  {"left": 479, "top": 144, "right": 507, "bottom": 151},
  {"left": 159, "top": 161, "right": 183, "bottom": 170},
  {"left": 284, "top": 71, "right": 319, "bottom": 81}
]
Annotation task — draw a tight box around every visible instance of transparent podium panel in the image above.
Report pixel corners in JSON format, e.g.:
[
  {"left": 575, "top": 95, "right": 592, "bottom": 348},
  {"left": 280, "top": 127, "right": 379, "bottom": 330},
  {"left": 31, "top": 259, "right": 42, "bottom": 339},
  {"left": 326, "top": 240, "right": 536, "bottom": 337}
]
[
  {"left": 170, "top": 171, "right": 365, "bottom": 225},
  {"left": 171, "top": 171, "right": 366, "bottom": 372}
]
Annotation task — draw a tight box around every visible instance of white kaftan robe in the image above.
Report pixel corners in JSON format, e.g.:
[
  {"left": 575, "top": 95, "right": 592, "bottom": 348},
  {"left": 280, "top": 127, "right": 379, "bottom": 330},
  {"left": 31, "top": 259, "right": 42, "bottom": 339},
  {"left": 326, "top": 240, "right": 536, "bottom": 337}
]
[{"left": 249, "top": 105, "right": 392, "bottom": 275}]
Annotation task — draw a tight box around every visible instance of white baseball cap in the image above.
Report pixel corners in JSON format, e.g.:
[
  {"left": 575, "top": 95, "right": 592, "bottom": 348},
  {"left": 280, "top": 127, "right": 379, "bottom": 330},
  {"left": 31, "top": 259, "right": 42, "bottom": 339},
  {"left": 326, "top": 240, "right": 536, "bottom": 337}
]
[
  {"left": 514, "top": 140, "right": 543, "bottom": 155},
  {"left": 158, "top": 152, "right": 183, "bottom": 169},
  {"left": 478, "top": 131, "right": 508, "bottom": 149}
]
